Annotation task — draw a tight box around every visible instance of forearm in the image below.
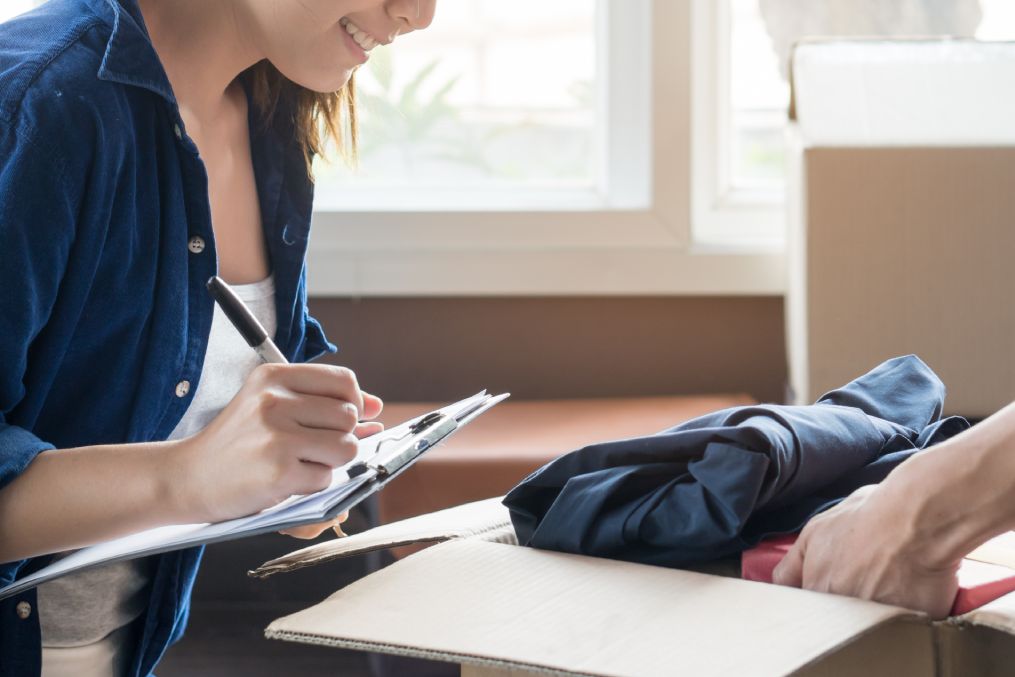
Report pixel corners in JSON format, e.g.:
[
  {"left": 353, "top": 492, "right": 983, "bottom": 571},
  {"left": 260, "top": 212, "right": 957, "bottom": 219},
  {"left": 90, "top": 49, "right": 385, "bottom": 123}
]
[
  {"left": 887, "top": 400, "right": 1015, "bottom": 568},
  {"left": 0, "top": 440, "right": 190, "bottom": 563},
  {"left": 0, "top": 366, "right": 380, "bottom": 565}
]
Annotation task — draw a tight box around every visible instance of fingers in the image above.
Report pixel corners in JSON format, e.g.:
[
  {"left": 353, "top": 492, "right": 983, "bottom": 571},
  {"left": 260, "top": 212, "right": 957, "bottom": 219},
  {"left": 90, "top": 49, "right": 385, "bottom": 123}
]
[
  {"left": 260, "top": 391, "right": 385, "bottom": 435},
  {"left": 254, "top": 363, "right": 365, "bottom": 415},
  {"left": 289, "top": 428, "right": 360, "bottom": 468},
  {"left": 278, "top": 393, "right": 361, "bottom": 432},
  {"left": 361, "top": 392, "right": 384, "bottom": 420},
  {"left": 279, "top": 513, "right": 351, "bottom": 540},
  {"left": 278, "top": 524, "right": 327, "bottom": 539},
  {"left": 278, "top": 522, "right": 332, "bottom": 539},
  {"left": 289, "top": 460, "right": 335, "bottom": 496},
  {"left": 773, "top": 539, "right": 805, "bottom": 589},
  {"left": 330, "top": 511, "right": 351, "bottom": 537},
  {"left": 251, "top": 365, "right": 385, "bottom": 424},
  {"left": 353, "top": 421, "right": 384, "bottom": 439}
]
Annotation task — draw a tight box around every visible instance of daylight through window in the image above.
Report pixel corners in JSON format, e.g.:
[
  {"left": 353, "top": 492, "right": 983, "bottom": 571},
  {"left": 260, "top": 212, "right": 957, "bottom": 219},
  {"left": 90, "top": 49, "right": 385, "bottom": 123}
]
[{"left": 729, "top": 0, "right": 1015, "bottom": 195}]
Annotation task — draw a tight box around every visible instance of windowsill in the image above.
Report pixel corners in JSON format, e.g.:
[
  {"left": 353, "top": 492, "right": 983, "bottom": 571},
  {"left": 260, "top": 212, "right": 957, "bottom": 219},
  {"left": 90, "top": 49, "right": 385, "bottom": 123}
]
[
  {"left": 305, "top": 231, "right": 787, "bottom": 297},
  {"left": 306, "top": 187, "right": 788, "bottom": 298}
]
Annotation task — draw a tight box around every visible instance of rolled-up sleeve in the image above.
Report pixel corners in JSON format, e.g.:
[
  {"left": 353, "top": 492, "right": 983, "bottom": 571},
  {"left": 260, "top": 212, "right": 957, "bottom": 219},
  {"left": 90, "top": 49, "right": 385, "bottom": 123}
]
[{"left": 0, "top": 121, "right": 79, "bottom": 574}]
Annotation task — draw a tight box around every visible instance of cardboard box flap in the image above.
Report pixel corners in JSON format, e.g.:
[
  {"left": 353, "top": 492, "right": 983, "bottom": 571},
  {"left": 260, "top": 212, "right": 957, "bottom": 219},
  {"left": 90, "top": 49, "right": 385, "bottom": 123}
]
[
  {"left": 250, "top": 497, "right": 512, "bottom": 578},
  {"left": 266, "top": 539, "right": 926, "bottom": 677},
  {"left": 957, "top": 533, "right": 1015, "bottom": 634},
  {"left": 957, "top": 588, "right": 1015, "bottom": 636},
  {"left": 789, "top": 39, "right": 1015, "bottom": 145}
]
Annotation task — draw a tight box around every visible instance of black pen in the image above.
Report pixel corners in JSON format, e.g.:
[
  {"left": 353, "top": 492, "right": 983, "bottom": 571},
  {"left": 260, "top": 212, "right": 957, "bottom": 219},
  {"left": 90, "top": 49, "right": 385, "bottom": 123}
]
[{"left": 206, "top": 276, "right": 288, "bottom": 364}]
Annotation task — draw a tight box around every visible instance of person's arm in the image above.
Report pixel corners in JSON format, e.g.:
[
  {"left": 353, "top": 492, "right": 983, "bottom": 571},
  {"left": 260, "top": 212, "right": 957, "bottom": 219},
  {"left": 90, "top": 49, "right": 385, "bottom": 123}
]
[
  {"left": 0, "top": 439, "right": 192, "bottom": 563},
  {"left": 0, "top": 363, "right": 382, "bottom": 564},
  {"left": 0, "top": 115, "right": 92, "bottom": 572},
  {"left": 773, "top": 400, "right": 1015, "bottom": 618}
]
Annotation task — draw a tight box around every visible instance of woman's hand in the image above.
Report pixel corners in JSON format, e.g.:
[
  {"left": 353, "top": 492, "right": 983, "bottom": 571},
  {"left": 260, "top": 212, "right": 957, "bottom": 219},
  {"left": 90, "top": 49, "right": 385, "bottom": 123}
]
[
  {"left": 772, "top": 483, "right": 960, "bottom": 619},
  {"left": 278, "top": 510, "right": 350, "bottom": 540},
  {"left": 169, "top": 363, "right": 384, "bottom": 524},
  {"left": 278, "top": 418, "right": 385, "bottom": 539}
]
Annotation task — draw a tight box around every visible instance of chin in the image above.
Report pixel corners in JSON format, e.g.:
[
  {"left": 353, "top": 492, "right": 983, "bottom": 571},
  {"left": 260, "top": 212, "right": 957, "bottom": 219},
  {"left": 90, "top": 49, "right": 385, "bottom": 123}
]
[
  {"left": 283, "top": 66, "right": 356, "bottom": 94},
  {"left": 309, "top": 73, "right": 356, "bottom": 93}
]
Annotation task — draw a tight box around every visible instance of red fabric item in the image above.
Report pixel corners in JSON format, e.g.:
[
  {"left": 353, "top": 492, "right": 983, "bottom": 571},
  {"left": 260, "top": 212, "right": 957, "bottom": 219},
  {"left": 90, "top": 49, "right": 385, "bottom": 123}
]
[{"left": 742, "top": 535, "right": 1015, "bottom": 616}]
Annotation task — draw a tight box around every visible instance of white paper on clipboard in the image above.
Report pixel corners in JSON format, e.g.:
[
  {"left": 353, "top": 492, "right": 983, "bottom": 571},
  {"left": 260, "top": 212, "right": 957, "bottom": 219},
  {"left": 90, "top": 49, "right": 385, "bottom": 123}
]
[{"left": 0, "top": 391, "right": 509, "bottom": 601}]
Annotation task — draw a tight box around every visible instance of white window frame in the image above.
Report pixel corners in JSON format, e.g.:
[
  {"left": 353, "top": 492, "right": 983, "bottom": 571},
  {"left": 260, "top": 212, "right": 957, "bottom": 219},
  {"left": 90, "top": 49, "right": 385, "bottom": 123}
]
[
  {"left": 307, "top": 0, "right": 787, "bottom": 297},
  {"left": 690, "top": 0, "right": 787, "bottom": 249}
]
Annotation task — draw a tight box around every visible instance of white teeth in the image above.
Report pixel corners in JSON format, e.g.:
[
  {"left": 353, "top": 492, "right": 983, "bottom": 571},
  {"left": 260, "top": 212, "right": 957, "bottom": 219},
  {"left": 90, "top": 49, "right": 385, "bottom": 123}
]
[{"left": 340, "top": 18, "right": 378, "bottom": 52}]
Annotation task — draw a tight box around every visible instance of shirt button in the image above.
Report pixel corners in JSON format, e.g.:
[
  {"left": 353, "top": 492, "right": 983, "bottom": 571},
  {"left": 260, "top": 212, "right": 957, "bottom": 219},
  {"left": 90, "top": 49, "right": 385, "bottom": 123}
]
[
  {"left": 15, "top": 601, "right": 31, "bottom": 620},
  {"left": 175, "top": 380, "right": 191, "bottom": 398},
  {"left": 174, "top": 123, "right": 183, "bottom": 141},
  {"left": 188, "top": 236, "right": 206, "bottom": 254}
]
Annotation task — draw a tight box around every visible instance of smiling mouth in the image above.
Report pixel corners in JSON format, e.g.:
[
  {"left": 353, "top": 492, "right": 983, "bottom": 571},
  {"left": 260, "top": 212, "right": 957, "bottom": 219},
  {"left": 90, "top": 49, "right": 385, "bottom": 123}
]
[{"left": 340, "top": 18, "right": 380, "bottom": 52}]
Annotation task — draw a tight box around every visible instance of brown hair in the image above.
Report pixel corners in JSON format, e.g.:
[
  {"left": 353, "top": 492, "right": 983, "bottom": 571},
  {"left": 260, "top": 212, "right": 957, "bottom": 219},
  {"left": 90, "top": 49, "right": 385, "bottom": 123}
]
[{"left": 247, "top": 61, "right": 358, "bottom": 178}]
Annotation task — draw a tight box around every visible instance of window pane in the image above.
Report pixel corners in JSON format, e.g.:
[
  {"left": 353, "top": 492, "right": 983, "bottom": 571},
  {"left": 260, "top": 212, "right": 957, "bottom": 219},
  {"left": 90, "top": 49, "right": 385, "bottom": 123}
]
[
  {"left": 730, "top": 0, "right": 1015, "bottom": 191},
  {"left": 313, "top": 0, "right": 599, "bottom": 209}
]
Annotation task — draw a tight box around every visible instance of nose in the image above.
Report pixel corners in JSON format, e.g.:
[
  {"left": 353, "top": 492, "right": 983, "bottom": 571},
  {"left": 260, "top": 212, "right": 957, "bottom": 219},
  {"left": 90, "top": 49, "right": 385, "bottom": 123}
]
[{"left": 391, "top": 0, "right": 436, "bottom": 33}]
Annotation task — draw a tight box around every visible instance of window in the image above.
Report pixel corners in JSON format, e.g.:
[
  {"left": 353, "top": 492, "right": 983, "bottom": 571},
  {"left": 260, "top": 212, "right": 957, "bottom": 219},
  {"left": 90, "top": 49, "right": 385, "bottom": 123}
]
[
  {"left": 315, "top": 1, "right": 602, "bottom": 212},
  {"left": 309, "top": 0, "right": 788, "bottom": 297},
  {"left": 310, "top": 0, "right": 763, "bottom": 297},
  {"left": 726, "top": 0, "right": 1015, "bottom": 201},
  {"left": 692, "top": 0, "right": 1015, "bottom": 249}
]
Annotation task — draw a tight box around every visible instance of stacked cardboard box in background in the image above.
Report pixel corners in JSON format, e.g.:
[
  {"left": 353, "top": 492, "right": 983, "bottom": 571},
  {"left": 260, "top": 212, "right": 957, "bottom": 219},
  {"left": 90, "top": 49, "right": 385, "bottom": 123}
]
[{"left": 786, "top": 39, "right": 1015, "bottom": 418}]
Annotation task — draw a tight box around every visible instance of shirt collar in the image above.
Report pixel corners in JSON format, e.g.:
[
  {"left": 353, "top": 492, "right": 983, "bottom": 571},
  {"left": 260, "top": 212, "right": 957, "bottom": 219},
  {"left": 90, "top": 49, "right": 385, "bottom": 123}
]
[{"left": 86, "top": 0, "right": 176, "bottom": 104}]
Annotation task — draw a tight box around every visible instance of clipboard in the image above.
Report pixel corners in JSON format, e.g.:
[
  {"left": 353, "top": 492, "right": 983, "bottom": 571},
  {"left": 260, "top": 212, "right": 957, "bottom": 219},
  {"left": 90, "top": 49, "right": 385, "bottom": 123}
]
[{"left": 0, "top": 391, "right": 509, "bottom": 601}]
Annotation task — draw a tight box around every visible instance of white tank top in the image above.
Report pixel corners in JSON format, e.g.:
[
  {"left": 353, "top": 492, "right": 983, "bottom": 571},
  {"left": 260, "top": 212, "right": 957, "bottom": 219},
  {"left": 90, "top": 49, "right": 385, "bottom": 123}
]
[{"left": 39, "top": 274, "right": 277, "bottom": 677}]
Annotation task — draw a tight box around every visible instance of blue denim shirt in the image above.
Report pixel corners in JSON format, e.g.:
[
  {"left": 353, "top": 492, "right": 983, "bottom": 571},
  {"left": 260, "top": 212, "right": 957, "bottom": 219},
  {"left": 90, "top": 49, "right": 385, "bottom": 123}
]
[{"left": 0, "top": 0, "right": 336, "bottom": 674}]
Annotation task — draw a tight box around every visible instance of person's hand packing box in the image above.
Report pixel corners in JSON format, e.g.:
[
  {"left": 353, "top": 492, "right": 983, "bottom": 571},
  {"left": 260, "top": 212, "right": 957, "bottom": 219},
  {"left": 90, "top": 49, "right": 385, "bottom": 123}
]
[{"left": 744, "top": 533, "right": 1015, "bottom": 618}]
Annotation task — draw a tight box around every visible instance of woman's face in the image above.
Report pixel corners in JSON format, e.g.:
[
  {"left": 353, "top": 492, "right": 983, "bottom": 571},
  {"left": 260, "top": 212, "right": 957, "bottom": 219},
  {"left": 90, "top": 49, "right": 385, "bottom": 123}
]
[{"left": 242, "top": 0, "right": 436, "bottom": 93}]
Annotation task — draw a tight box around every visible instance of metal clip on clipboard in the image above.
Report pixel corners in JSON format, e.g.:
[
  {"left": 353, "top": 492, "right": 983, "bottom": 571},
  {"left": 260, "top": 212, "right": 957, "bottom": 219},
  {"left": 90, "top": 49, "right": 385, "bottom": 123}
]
[
  {"left": 347, "top": 393, "right": 503, "bottom": 479},
  {"left": 350, "top": 412, "right": 458, "bottom": 478}
]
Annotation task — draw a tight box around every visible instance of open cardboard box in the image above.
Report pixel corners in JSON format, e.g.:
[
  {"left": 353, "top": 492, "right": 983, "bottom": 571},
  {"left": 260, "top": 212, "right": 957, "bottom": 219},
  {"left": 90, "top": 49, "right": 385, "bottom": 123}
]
[{"left": 255, "top": 498, "right": 1015, "bottom": 676}]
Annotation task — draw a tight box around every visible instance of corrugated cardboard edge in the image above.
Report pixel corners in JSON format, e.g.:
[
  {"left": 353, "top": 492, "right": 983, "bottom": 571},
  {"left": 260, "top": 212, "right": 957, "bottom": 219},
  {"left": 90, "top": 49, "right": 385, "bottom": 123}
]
[
  {"left": 249, "top": 496, "right": 513, "bottom": 578},
  {"left": 263, "top": 632, "right": 590, "bottom": 677},
  {"left": 268, "top": 617, "right": 932, "bottom": 677},
  {"left": 953, "top": 588, "right": 1015, "bottom": 635},
  {"left": 265, "top": 540, "right": 925, "bottom": 677}
]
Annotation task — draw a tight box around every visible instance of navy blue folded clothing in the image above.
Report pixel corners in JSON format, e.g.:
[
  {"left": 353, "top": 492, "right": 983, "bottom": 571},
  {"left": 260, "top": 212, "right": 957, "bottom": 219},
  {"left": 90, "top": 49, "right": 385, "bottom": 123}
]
[{"left": 503, "top": 356, "right": 969, "bottom": 567}]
